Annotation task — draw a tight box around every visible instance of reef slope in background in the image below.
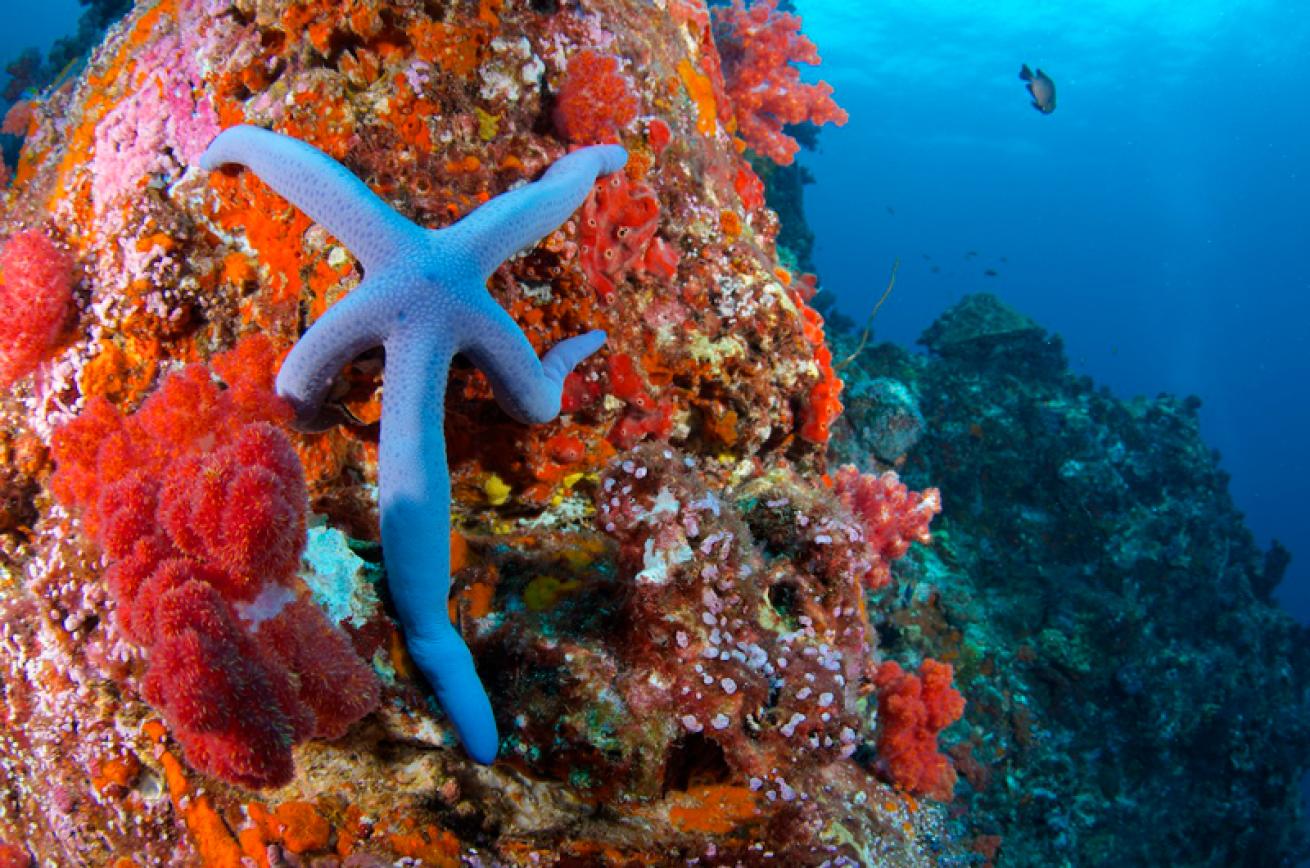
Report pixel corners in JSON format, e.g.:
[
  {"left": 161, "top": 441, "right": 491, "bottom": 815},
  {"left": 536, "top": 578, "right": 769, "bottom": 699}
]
[
  {"left": 827, "top": 292, "right": 1310, "bottom": 865},
  {"left": 0, "top": 0, "right": 1307, "bottom": 866}
]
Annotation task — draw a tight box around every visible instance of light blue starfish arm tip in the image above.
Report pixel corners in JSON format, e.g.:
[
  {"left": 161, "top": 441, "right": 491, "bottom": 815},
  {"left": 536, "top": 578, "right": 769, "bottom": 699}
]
[
  {"left": 408, "top": 632, "right": 500, "bottom": 763},
  {"left": 546, "top": 143, "right": 627, "bottom": 180},
  {"left": 542, "top": 329, "right": 607, "bottom": 384},
  {"left": 197, "top": 124, "right": 256, "bottom": 170},
  {"left": 594, "top": 144, "right": 628, "bottom": 174}
]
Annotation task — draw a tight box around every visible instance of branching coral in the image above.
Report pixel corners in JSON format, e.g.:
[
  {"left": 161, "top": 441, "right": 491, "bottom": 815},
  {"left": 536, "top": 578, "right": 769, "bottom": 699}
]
[{"left": 711, "top": 0, "right": 848, "bottom": 165}]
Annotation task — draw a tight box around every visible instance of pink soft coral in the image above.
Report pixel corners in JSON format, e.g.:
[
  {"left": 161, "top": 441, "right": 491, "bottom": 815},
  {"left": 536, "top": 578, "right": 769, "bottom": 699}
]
[
  {"left": 833, "top": 465, "right": 942, "bottom": 589},
  {"left": 712, "top": 0, "right": 848, "bottom": 165},
  {"left": 0, "top": 229, "right": 76, "bottom": 387}
]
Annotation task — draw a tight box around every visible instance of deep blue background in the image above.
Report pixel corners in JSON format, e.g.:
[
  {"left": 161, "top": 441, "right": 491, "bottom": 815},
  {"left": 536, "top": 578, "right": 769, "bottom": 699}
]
[
  {"left": 797, "top": 0, "right": 1309, "bottom": 624},
  {"left": 0, "top": 0, "right": 83, "bottom": 66}
]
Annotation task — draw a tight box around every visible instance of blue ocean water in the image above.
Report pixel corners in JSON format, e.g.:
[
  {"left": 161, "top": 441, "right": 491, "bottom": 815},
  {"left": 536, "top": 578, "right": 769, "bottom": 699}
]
[
  {"left": 799, "top": 0, "right": 1310, "bottom": 625},
  {"left": 2, "top": 0, "right": 82, "bottom": 53}
]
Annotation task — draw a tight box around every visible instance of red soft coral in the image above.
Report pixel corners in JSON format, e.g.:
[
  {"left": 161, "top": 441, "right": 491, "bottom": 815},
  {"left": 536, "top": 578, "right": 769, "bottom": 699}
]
[
  {"left": 256, "top": 598, "right": 383, "bottom": 740},
  {"left": 833, "top": 465, "right": 941, "bottom": 589},
  {"left": 50, "top": 335, "right": 380, "bottom": 789},
  {"left": 792, "top": 290, "right": 843, "bottom": 445},
  {"left": 712, "top": 0, "right": 848, "bottom": 165},
  {"left": 210, "top": 332, "right": 294, "bottom": 426},
  {"left": 143, "top": 580, "right": 311, "bottom": 788},
  {"left": 158, "top": 423, "right": 307, "bottom": 600},
  {"left": 553, "top": 50, "right": 639, "bottom": 145},
  {"left": 874, "top": 658, "right": 966, "bottom": 799},
  {"left": 0, "top": 229, "right": 76, "bottom": 387}
]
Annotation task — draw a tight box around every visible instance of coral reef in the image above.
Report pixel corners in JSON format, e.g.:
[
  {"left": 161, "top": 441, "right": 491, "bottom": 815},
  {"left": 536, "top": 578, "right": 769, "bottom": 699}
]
[
  {"left": 5, "top": 0, "right": 1300, "bottom": 863},
  {"left": 0, "top": 0, "right": 953, "bottom": 863},
  {"left": 831, "top": 293, "right": 1310, "bottom": 865}
]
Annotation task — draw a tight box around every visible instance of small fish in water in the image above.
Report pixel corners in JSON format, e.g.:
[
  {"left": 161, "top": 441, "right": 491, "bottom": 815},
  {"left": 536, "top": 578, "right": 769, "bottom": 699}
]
[
  {"left": 1019, "top": 64, "right": 1056, "bottom": 114},
  {"left": 965, "top": 250, "right": 979, "bottom": 258},
  {"left": 984, "top": 268, "right": 999, "bottom": 277},
  {"left": 886, "top": 205, "right": 896, "bottom": 216},
  {"left": 931, "top": 265, "right": 942, "bottom": 274}
]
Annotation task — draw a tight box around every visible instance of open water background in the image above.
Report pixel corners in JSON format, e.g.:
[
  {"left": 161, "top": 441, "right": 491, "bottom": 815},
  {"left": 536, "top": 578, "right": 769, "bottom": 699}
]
[{"left": 799, "top": 0, "right": 1309, "bottom": 627}]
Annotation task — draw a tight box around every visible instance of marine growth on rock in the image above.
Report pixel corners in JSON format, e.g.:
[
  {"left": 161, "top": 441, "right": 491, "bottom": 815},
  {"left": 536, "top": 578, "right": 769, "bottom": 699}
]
[{"left": 0, "top": 0, "right": 957, "bottom": 863}]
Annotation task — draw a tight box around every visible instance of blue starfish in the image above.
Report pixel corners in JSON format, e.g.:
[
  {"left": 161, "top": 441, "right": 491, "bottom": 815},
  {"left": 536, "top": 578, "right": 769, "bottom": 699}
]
[{"left": 200, "top": 125, "right": 625, "bottom": 764}]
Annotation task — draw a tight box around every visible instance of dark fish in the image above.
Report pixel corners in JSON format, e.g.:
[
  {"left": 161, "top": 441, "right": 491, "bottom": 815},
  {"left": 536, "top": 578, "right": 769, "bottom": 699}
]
[
  {"left": 931, "top": 265, "right": 942, "bottom": 273},
  {"left": 984, "top": 268, "right": 999, "bottom": 277},
  {"left": 965, "top": 250, "right": 978, "bottom": 258},
  {"left": 1019, "top": 64, "right": 1056, "bottom": 114}
]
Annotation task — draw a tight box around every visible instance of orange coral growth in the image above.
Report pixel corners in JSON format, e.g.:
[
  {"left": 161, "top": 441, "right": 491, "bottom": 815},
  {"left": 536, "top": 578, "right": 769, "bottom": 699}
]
[
  {"left": 667, "top": 785, "right": 760, "bottom": 834},
  {"left": 206, "top": 171, "right": 316, "bottom": 323},
  {"left": 554, "top": 50, "right": 639, "bottom": 145},
  {"left": 719, "top": 209, "right": 743, "bottom": 238},
  {"left": 388, "top": 818, "right": 461, "bottom": 866},
  {"left": 274, "top": 801, "right": 332, "bottom": 854},
  {"left": 791, "top": 289, "right": 843, "bottom": 444},
  {"left": 409, "top": 12, "right": 498, "bottom": 79},
  {"left": 158, "top": 746, "right": 244, "bottom": 867},
  {"left": 676, "top": 58, "right": 719, "bottom": 137}
]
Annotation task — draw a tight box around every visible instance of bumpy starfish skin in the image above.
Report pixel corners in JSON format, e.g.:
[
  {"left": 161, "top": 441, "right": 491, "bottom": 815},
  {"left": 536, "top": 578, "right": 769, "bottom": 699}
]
[{"left": 200, "top": 125, "right": 626, "bottom": 763}]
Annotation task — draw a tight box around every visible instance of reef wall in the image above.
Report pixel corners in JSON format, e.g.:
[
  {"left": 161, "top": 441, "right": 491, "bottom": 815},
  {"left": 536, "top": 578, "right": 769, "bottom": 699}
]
[{"left": 0, "top": 0, "right": 957, "bottom": 864}]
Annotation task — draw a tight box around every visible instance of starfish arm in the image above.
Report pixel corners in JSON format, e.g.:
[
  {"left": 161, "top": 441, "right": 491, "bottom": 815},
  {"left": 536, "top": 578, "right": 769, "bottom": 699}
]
[
  {"left": 199, "top": 125, "right": 418, "bottom": 275},
  {"left": 275, "top": 275, "right": 393, "bottom": 431},
  {"left": 379, "top": 333, "right": 499, "bottom": 764},
  {"left": 461, "top": 299, "right": 606, "bottom": 425},
  {"left": 441, "top": 144, "right": 628, "bottom": 281}
]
